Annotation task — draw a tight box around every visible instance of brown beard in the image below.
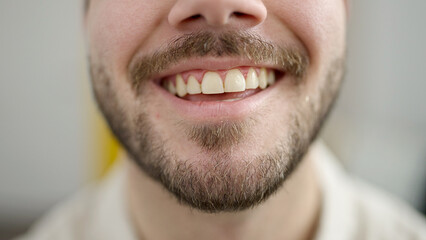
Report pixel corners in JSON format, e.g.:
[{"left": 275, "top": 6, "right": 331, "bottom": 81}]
[
  {"left": 129, "top": 31, "right": 308, "bottom": 89},
  {"left": 183, "top": 118, "right": 256, "bottom": 151},
  {"left": 89, "top": 31, "right": 345, "bottom": 212}
]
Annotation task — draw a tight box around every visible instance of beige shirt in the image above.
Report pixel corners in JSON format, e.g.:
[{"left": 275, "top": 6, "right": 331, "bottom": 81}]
[{"left": 19, "top": 143, "right": 426, "bottom": 240}]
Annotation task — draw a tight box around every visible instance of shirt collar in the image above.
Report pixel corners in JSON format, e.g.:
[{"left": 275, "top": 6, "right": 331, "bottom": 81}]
[{"left": 312, "top": 141, "right": 360, "bottom": 240}]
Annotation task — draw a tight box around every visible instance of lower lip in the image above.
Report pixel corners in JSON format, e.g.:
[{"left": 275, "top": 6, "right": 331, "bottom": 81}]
[{"left": 150, "top": 79, "right": 281, "bottom": 122}]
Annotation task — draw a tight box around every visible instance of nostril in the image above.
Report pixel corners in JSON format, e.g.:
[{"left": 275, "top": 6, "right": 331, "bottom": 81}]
[
  {"left": 180, "top": 14, "right": 202, "bottom": 24},
  {"left": 233, "top": 12, "right": 245, "bottom": 17},
  {"left": 189, "top": 14, "right": 202, "bottom": 20},
  {"left": 231, "top": 11, "right": 258, "bottom": 22}
]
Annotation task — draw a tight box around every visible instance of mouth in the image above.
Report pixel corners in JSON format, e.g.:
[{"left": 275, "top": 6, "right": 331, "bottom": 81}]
[
  {"left": 145, "top": 58, "right": 288, "bottom": 121},
  {"left": 158, "top": 66, "right": 283, "bottom": 102}
]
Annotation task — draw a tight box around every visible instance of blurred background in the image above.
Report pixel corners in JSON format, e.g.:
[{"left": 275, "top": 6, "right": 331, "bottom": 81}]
[{"left": 1, "top": 0, "right": 425, "bottom": 239}]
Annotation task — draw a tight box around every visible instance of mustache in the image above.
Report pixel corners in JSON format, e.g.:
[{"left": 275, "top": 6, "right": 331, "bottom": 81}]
[{"left": 129, "top": 31, "right": 309, "bottom": 89}]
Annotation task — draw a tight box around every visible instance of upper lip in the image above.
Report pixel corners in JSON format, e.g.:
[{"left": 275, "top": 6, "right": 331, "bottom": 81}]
[{"left": 150, "top": 57, "right": 284, "bottom": 83}]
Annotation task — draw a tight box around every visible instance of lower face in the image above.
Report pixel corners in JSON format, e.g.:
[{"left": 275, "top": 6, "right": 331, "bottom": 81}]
[{"left": 87, "top": 0, "right": 346, "bottom": 212}]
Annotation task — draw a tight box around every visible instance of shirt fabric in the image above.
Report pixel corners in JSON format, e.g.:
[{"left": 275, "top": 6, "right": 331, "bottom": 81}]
[{"left": 18, "top": 142, "right": 426, "bottom": 240}]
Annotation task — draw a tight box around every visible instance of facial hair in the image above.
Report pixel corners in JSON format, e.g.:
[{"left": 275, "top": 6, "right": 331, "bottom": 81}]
[{"left": 89, "top": 31, "right": 345, "bottom": 212}]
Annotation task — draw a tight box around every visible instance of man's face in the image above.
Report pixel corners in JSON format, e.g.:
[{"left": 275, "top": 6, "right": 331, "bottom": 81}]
[{"left": 85, "top": 0, "right": 346, "bottom": 212}]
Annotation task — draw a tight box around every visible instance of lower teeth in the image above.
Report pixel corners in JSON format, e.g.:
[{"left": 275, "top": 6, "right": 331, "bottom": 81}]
[{"left": 222, "top": 98, "right": 242, "bottom": 102}]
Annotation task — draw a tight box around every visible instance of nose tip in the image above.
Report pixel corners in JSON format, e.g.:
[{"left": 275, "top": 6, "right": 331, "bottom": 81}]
[{"left": 168, "top": 0, "right": 267, "bottom": 28}]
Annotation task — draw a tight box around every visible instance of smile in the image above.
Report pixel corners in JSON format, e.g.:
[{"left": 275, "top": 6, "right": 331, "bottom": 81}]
[
  {"left": 147, "top": 62, "right": 287, "bottom": 121},
  {"left": 160, "top": 67, "right": 280, "bottom": 102}
]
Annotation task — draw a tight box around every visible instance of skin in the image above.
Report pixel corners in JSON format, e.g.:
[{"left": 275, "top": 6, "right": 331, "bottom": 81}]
[{"left": 85, "top": 0, "right": 347, "bottom": 239}]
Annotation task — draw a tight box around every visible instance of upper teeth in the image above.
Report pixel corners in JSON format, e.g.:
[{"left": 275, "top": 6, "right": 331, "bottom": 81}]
[
  {"left": 225, "top": 69, "right": 246, "bottom": 93},
  {"left": 163, "top": 67, "right": 276, "bottom": 97},
  {"left": 246, "top": 68, "right": 259, "bottom": 89},
  {"left": 187, "top": 75, "right": 201, "bottom": 94},
  {"left": 202, "top": 72, "right": 224, "bottom": 94},
  {"left": 259, "top": 68, "right": 268, "bottom": 89},
  {"left": 176, "top": 74, "right": 187, "bottom": 97}
]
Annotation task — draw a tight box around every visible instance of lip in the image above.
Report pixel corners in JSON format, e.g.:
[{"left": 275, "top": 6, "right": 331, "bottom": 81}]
[
  {"left": 149, "top": 72, "right": 283, "bottom": 122},
  {"left": 150, "top": 57, "right": 284, "bottom": 84}
]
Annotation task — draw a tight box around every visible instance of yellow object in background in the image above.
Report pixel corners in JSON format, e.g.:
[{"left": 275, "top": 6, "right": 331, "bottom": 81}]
[
  {"left": 81, "top": 47, "right": 120, "bottom": 180},
  {"left": 92, "top": 113, "right": 120, "bottom": 179}
]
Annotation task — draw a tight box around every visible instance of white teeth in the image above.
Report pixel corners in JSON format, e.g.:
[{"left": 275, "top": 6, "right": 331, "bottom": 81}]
[
  {"left": 245, "top": 68, "right": 259, "bottom": 89},
  {"left": 164, "top": 80, "right": 176, "bottom": 95},
  {"left": 267, "top": 71, "right": 276, "bottom": 85},
  {"left": 187, "top": 75, "right": 201, "bottom": 94},
  {"left": 202, "top": 72, "right": 224, "bottom": 94},
  {"left": 225, "top": 69, "right": 245, "bottom": 93},
  {"left": 176, "top": 74, "right": 187, "bottom": 97},
  {"left": 165, "top": 68, "right": 277, "bottom": 97},
  {"left": 259, "top": 68, "right": 268, "bottom": 89}
]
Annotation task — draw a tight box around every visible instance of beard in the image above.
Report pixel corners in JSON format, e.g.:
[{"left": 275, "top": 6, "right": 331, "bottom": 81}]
[{"left": 89, "top": 31, "right": 345, "bottom": 213}]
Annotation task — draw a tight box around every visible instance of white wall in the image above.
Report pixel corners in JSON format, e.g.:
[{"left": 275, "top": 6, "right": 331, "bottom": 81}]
[
  {"left": 0, "top": 0, "right": 89, "bottom": 235},
  {"left": 322, "top": 0, "right": 426, "bottom": 210}
]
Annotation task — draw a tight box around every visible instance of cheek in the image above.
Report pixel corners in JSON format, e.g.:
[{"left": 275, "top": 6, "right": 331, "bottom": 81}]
[
  {"left": 269, "top": 0, "right": 346, "bottom": 64},
  {"left": 87, "top": 0, "right": 171, "bottom": 74}
]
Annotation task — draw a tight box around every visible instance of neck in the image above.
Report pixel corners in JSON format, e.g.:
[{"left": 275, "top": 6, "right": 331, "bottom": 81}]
[{"left": 125, "top": 146, "right": 321, "bottom": 240}]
